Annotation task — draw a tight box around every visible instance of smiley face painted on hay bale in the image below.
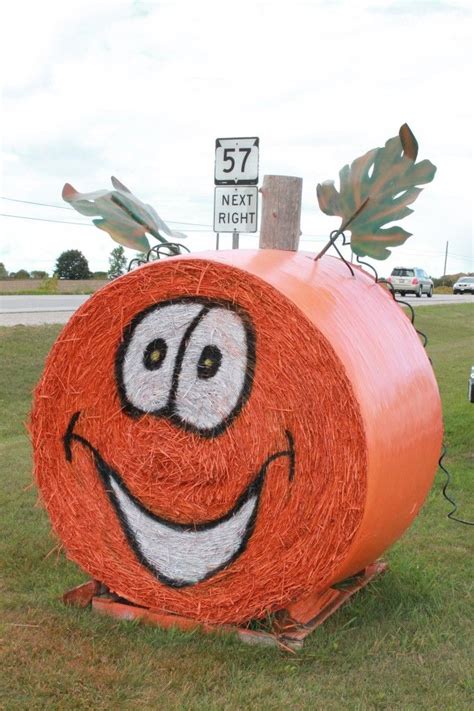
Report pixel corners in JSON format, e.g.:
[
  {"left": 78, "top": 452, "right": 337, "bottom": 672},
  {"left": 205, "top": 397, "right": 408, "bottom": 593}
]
[
  {"left": 31, "top": 251, "right": 442, "bottom": 624},
  {"left": 64, "top": 295, "right": 295, "bottom": 591}
]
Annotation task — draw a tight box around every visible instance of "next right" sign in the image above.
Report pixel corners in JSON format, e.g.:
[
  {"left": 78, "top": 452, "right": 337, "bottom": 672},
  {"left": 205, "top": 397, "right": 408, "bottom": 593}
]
[{"left": 213, "top": 186, "right": 258, "bottom": 233}]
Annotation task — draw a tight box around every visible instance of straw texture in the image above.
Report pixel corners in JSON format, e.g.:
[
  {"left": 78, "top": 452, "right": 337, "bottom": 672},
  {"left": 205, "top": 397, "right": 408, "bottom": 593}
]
[{"left": 31, "top": 255, "right": 369, "bottom": 624}]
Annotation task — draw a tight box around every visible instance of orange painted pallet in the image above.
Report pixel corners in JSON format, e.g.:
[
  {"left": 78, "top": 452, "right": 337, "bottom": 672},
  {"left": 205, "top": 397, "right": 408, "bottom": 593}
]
[{"left": 63, "top": 561, "right": 387, "bottom": 652}]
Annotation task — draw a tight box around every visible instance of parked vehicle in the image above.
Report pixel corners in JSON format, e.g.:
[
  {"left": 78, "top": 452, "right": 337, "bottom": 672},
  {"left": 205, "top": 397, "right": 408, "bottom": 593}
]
[
  {"left": 453, "top": 276, "right": 474, "bottom": 294},
  {"left": 387, "top": 267, "right": 433, "bottom": 297}
]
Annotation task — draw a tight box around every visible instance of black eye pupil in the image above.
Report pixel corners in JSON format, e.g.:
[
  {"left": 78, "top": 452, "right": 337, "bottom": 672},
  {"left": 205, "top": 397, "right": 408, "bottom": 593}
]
[
  {"left": 143, "top": 338, "right": 167, "bottom": 370},
  {"left": 197, "top": 345, "right": 222, "bottom": 379}
]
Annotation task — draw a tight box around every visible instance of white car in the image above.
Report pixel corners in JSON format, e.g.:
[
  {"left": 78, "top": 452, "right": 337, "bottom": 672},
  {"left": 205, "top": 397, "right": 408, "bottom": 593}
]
[
  {"left": 387, "top": 267, "right": 433, "bottom": 298},
  {"left": 453, "top": 276, "right": 474, "bottom": 294}
]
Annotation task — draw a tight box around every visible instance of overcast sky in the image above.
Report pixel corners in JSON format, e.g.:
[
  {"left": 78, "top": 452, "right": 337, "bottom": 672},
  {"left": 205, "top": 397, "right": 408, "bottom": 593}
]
[{"left": 1, "top": 0, "right": 472, "bottom": 277}]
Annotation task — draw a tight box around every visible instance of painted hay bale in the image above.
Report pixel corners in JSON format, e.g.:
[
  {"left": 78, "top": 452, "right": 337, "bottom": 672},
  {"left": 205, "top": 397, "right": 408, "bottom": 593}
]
[{"left": 31, "top": 250, "right": 443, "bottom": 624}]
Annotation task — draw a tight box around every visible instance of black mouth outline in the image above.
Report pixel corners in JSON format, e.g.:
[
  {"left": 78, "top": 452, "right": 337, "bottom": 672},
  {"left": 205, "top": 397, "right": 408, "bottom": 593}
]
[
  {"left": 63, "top": 412, "right": 295, "bottom": 588},
  {"left": 115, "top": 296, "right": 257, "bottom": 439}
]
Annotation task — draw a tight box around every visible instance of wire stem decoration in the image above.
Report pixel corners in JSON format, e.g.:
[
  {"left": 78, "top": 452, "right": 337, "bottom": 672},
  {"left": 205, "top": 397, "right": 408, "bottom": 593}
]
[
  {"left": 313, "top": 198, "right": 370, "bottom": 271},
  {"left": 127, "top": 242, "right": 190, "bottom": 271}
]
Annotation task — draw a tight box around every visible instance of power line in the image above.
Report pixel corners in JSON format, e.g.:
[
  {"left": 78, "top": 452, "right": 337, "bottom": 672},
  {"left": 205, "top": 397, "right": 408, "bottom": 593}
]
[
  {"left": 1, "top": 213, "right": 92, "bottom": 226},
  {"left": 0, "top": 195, "right": 214, "bottom": 228},
  {"left": 0, "top": 196, "right": 73, "bottom": 211},
  {"left": 1, "top": 212, "right": 471, "bottom": 258},
  {"left": 0, "top": 196, "right": 471, "bottom": 259},
  {"left": 0, "top": 212, "right": 212, "bottom": 232},
  {"left": 300, "top": 237, "right": 472, "bottom": 259}
]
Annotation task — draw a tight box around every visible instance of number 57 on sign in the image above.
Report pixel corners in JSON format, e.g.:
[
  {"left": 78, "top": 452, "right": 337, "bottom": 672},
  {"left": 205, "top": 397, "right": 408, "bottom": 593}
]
[{"left": 214, "top": 137, "right": 259, "bottom": 185}]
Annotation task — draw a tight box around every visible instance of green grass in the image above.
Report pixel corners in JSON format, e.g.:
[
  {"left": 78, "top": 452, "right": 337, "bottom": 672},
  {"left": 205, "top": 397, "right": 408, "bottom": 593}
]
[{"left": 1, "top": 306, "right": 473, "bottom": 710}]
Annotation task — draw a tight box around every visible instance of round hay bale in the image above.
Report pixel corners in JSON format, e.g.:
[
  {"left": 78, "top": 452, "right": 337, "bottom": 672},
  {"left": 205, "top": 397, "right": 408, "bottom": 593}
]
[{"left": 31, "top": 250, "right": 443, "bottom": 624}]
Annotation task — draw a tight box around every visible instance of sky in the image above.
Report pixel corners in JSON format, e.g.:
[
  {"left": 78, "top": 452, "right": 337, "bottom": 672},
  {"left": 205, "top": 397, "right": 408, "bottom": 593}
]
[{"left": 0, "top": 0, "right": 472, "bottom": 278}]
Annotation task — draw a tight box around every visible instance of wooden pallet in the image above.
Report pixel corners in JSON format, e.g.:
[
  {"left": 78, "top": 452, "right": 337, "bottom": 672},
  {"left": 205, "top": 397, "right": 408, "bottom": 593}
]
[{"left": 63, "top": 561, "right": 387, "bottom": 652}]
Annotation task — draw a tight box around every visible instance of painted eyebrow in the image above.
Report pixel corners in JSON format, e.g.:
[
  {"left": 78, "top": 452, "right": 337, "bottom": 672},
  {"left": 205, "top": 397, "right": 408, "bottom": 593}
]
[{"left": 167, "top": 306, "right": 209, "bottom": 409}]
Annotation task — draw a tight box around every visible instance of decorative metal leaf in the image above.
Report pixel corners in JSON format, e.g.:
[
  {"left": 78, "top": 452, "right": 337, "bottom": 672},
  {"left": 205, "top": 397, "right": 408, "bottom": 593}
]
[
  {"left": 62, "top": 177, "right": 187, "bottom": 252},
  {"left": 316, "top": 124, "right": 436, "bottom": 260}
]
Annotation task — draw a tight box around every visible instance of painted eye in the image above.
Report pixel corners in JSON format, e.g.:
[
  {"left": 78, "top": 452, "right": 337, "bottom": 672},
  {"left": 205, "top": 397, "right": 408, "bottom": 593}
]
[
  {"left": 116, "top": 299, "right": 255, "bottom": 435},
  {"left": 197, "top": 345, "right": 222, "bottom": 380},
  {"left": 173, "top": 307, "right": 255, "bottom": 435},
  {"left": 144, "top": 338, "right": 168, "bottom": 370},
  {"left": 118, "top": 302, "right": 203, "bottom": 414}
]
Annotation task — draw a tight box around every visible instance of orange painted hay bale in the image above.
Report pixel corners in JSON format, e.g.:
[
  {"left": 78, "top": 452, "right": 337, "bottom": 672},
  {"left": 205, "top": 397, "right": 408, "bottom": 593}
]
[{"left": 31, "top": 251, "right": 442, "bottom": 624}]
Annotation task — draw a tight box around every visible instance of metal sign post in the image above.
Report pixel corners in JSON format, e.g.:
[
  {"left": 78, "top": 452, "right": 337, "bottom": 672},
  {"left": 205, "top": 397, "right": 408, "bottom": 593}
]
[{"left": 213, "top": 137, "right": 259, "bottom": 248}]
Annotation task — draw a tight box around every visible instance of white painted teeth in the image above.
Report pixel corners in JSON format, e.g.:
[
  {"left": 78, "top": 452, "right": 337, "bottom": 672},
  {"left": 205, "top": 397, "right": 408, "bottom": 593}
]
[{"left": 108, "top": 474, "right": 258, "bottom": 586}]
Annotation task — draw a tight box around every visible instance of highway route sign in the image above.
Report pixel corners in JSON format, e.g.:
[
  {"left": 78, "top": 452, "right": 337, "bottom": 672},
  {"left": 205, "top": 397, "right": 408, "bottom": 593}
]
[{"left": 214, "top": 137, "right": 259, "bottom": 185}]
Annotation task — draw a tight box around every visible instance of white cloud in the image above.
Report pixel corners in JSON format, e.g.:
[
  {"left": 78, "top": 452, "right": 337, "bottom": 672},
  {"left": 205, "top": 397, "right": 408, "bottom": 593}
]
[{"left": 0, "top": 0, "right": 472, "bottom": 276}]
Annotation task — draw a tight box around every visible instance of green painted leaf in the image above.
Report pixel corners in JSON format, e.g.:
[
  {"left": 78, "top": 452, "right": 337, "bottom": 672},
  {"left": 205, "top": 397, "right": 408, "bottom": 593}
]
[
  {"left": 62, "top": 177, "right": 187, "bottom": 252},
  {"left": 92, "top": 218, "right": 150, "bottom": 253},
  {"left": 316, "top": 124, "right": 437, "bottom": 260}
]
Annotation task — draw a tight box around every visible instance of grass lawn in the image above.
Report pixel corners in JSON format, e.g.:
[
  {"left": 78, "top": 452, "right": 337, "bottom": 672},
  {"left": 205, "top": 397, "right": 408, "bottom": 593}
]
[{"left": 1, "top": 305, "right": 473, "bottom": 710}]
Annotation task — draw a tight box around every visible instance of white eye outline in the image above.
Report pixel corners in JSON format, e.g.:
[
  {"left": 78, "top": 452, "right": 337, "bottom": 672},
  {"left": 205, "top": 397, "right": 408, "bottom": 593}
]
[{"left": 115, "top": 297, "right": 256, "bottom": 438}]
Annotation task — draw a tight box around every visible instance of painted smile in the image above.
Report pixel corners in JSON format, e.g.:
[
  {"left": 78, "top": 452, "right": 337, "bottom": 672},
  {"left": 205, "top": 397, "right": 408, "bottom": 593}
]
[{"left": 63, "top": 412, "right": 295, "bottom": 588}]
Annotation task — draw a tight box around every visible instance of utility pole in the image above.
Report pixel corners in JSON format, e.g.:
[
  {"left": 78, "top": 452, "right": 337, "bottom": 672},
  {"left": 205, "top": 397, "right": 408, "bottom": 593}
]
[{"left": 443, "top": 240, "right": 449, "bottom": 277}]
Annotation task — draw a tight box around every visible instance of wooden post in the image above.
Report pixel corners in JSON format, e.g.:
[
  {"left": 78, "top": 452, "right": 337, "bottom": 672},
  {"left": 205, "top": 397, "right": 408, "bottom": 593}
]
[{"left": 259, "top": 175, "right": 302, "bottom": 251}]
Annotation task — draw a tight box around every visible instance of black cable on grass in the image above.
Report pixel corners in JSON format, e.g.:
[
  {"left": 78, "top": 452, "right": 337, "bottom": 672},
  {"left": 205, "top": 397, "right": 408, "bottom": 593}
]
[
  {"left": 378, "top": 275, "right": 471, "bottom": 526},
  {"left": 439, "top": 445, "right": 474, "bottom": 526},
  {"left": 349, "top": 253, "right": 470, "bottom": 525}
]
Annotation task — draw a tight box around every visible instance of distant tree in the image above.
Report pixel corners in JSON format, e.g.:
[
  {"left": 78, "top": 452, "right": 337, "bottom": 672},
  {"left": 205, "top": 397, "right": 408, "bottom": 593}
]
[
  {"left": 14, "top": 269, "right": 30, "bottom": 279},
  {"left": 433, "top": 272, "right": 472, "bottom": 288},
  {"left": 31, "top": 270, "right": 49, "bottom": 279},
  {"left": 0, "top": 262, "right": 8, "bottom": 279},
  {"left": 55, "top": 250, "right": 91, "bottom": 280},
  {"left": 92, "top": 271, "right": 108, "bottom": 280},
  {"left": 108, "top": 246, "right": 127, "bottom": 279}
]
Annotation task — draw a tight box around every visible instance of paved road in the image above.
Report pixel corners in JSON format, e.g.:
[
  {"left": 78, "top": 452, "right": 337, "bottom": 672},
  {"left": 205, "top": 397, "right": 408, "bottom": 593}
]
[
  {"left": 0, "top": 295, "right": 90, "bottom": 326},
  {"left": 396, "top": 293, "right": 474, "bottom": 306},
  {"left": 0, "top": 293, "right": 473, "bottom": 326}
]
